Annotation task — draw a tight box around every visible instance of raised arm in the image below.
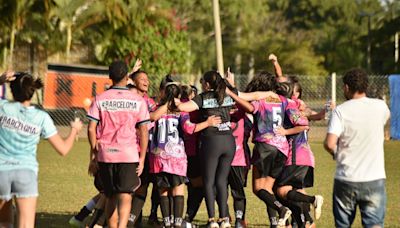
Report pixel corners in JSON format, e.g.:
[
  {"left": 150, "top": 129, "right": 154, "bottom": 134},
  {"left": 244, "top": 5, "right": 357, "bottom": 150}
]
[
  {"left": 48, "top": 119, "right": 83, "bottom": 156},
  {"left": 0, "top": 71, "right": 16, "bottom": 85},
  {"left": 268, "top": 53, "right": 287, "bottom": 82}
]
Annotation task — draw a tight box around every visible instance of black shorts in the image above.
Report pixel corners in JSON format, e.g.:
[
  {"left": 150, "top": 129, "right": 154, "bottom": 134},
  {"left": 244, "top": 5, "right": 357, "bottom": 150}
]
[
  {"left": 252, "top": 143, "right": 286, "bottom": 179},
  {"left": 94, "top": 173, "right": 104, "bottom": 192},
  {"left": 277, "top": 165, "right": 314, "bottom": 189},
  {"left": 187, "top": 155, "right": 202, "bottom": 179},
  {"left": 98, "top": 162, "right": 140, "bottom": 197},
  {"left": 228, "top": 166, "right": 249, "bottom": 189},
  {"left": 155, "top": 172, "right": 187, "bottom": 189}
]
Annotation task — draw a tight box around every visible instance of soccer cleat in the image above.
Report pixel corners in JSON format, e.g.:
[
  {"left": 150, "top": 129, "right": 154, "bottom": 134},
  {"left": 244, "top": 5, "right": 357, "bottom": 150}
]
[
  {"left": 206, "top": 218, "right": 219, "bottom": 228},
  {"left": 277, "top": 207, "right": 292, "bottom": 227},
  {"left": 69, "top": 216, "right": 83, "bottom": 227},
  {"left": 219, "top": 217, "right": 231, "bottom": 228},
  {"left": 313, "top": 195, "right": 324, "bottom": 220},
  {"left": 234, "top": 219, "right": 247, "bottom": 228}
]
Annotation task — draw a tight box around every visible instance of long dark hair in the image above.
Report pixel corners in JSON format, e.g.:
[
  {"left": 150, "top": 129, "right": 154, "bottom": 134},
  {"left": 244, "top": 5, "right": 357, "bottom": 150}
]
[
  {"left": 159, "top": 74, "right": 174, "bottom": 91},
  {"left": 245, "top": 71, "right": 276, "bottom": 92},
  {"left": 159, "top": 83, "right": 181, "bottom": 112},
  {"left": 202, "top": 71, "right": 226, "bottom": 105},
  {"left": 10, "top": 72, "right": 43, "bottom": 102}
]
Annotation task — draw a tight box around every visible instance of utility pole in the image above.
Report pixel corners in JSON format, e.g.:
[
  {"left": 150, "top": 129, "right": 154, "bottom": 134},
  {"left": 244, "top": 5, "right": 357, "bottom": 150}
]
[
  {"left": 367, "top": 15, "right": 371, "bottom": 72},
  {"left": 212, "top": 0, "right": 224, "bottom": 74},
  {"left": 395, "top": 32, "right": 399, "bottom": 72}
]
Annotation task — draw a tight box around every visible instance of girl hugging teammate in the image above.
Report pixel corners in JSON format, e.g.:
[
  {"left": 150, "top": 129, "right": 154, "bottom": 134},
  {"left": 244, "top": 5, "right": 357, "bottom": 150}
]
[{"left": 150, "top": 83, "right": 220, "bottom": 228}]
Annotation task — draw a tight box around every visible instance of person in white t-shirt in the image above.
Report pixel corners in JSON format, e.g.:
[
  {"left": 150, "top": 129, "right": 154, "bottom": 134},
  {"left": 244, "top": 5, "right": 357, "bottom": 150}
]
[{"left": 324, "top": 68, "right": 390, "bottom": 228}]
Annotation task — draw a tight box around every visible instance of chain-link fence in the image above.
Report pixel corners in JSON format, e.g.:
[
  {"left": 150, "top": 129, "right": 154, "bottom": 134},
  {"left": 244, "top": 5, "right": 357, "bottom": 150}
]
[{"left": 2, "top": 65, "right": 391, "bottom": 140}]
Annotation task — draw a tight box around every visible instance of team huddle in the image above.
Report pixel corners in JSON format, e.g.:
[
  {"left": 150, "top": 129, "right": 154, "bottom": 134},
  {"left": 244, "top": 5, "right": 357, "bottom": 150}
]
[
  {"left": 67, "top": 55, "right": 326, "bottom": 228},
  {"left": 0, "top": 53, "right": 327, "bottom": 228}
]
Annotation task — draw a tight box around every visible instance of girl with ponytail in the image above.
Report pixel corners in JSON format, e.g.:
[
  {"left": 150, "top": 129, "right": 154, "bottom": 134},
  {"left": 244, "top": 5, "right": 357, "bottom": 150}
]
[
  {"left": 177, "top": 70, "right": 239, "bottom": 228},
  {"left": 0, "top": 71, "right": 82, "bottom": 228},
  {"left": 150, "top": 82, "right": 221, "bottom": 228}
]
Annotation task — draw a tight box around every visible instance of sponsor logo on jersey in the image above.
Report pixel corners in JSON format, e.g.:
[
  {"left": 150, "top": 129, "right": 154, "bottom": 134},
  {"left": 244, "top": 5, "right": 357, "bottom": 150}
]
[
  {"left": 99, "top": 99, "right": 140, "bottom": 111},
  {"left": 202, "top": 97, "right": 235, "bottom": 108}
]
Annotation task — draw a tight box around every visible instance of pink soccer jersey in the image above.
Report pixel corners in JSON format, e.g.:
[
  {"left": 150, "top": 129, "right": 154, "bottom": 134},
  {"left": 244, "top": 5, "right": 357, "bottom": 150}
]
[
  {"left": 150, "top": 112, "right": 196, "bottom": 177},
  {"left": 285, "top": 98, "right": 314, "bottom": 167},
  {"left": 230, "top": 109, "right": 250, "bottom": 167},
  {"left": 251, "top": 95, "right": 308, "bottom": 157},
  {"left": 87, "top": 87, "right": 150, "bottom": 163},
  {"left": 183, "top": 110, "right": 200, "bottom": 157}
]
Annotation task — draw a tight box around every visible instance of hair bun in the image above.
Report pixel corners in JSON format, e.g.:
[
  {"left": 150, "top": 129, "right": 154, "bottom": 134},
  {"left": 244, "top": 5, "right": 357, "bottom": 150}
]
[{"left": 34, "top": 78, "right": 44, "bottom": 89}]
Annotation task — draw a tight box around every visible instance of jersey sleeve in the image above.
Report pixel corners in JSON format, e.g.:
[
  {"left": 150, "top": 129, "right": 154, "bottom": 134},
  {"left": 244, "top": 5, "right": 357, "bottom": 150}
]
[
  {"left": 191, "top": 94, "right": 203, "bottom": 109},
  {"left": 147, "top": 97, "right": 157, "bottom": 112},
  {"left": 251, "top": 100, "right": 260, "bottom": 114},
  {"left": 87, "top": 97, "right": 100, "bottom": 122},
  {"left": 180, "top": 112, "right": 196, "bottom": 135},
  {"left": 327, "top": 108, "right": 343, "bottom": 137},
  {"left": 41, "top": 113, "right": 58, "bottom": 139},
  {"left": 285, "top": 99, "right": 309, "bottom": 126},
  {"left": 137, "top": 99, "right": 150, "bottom": 126}
]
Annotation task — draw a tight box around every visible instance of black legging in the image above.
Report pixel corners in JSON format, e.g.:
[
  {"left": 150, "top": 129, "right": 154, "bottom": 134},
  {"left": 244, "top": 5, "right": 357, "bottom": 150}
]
[{"left": 200, "top": 134, "right": 235, "bottom": 218}]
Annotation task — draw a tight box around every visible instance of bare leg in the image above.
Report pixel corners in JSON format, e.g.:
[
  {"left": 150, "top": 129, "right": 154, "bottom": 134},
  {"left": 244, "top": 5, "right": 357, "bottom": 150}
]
[
  {"left": 117, "top": 193, "right": 132, "bottom": 228},
  {"left": 0, "top": 200, "right": 13, "bottom": 228},
  {"left": 105, "top": 195, "right": 118, "bottom": 228},
  {"left": 15, "top": 197, "right": 37, "bottom": 228}
]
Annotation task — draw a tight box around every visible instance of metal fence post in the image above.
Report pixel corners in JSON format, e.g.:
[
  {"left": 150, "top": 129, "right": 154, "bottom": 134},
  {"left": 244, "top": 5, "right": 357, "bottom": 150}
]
[{"left": 331, "top": 72, "right": 337, "bottom": 104}]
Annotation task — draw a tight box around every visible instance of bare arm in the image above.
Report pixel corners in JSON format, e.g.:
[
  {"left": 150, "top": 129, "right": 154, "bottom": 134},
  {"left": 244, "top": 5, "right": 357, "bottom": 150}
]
[
  {"left": 177, "top": 100, "right": 198, "bottom": 113},
  {"left": 150, "top": 103, "right": 168, "bottom": 121},
  {"left": 48, "top": 119, "right": 83, "bottom": 156},
  {"left": 193, "top": 115, "right": 221, "bottom": 133},
  {"left": 137, "top": 123, "right": 149, "bottom": 176},
  {"left": 238, "top": 91, "right": 276, "bottom": 101},
  {"left": 324, "top": 133, "right": 338, "bottom": 159},
  {"left": 268, "top": 54, "right": 286, "bottom": 82},
  {"left": 275, "top": 126, "right": 309, "bottom": 136},
  {"left": 226, "top": 89, "right": 254, "bottom": 113}
]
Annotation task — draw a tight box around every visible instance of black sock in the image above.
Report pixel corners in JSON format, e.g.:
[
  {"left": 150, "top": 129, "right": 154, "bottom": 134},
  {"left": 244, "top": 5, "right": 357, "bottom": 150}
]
[
  {"left": 267, "top": 206, "right": 278, "bottom": 226},
  {"left": 288, "top": 201, "right": 305, "bottom": 227},
  {"left": 169, "top": 195, "right": 174, "bottom": 223},
  {"left": 303, "top": 202, "right": 313, "bottom": 224},
  {"left": 234, "top": 199, "right": 246, "bottom": 220},
  {"left": 150, "top": 185, "right": 160, "bottom": 217},
  {"left": 174, "top": 195, "right": 184, "bottom": 227},
  {"left": 75, "top": 206, "right": 91, "bottom": 221},
  {"left": 256, "top": 189, "right": 283, "bottom": 211},
  {"left": 129, "top": 194, "right": 146, "bottom": 224},
  {"left": 287, "top": 190, "right": 315, "bottom": 204},
  {"left": 160, "top": 196, "right": 171, "bottom": 227},
  {"left": 88, "top": 209, "right": 103, "bottom": 228}
]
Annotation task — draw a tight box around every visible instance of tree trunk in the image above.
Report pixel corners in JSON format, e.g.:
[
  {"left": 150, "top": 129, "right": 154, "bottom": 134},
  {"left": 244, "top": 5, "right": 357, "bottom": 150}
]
[
  {"left": 66, "top": 24, "right": 72, "bottom": 63},
  {"left": 2, "top": 47, "right": 7, "bottom": 69},
  {"left": 9, "top": 24, "right": 16, "bottom": 68}
]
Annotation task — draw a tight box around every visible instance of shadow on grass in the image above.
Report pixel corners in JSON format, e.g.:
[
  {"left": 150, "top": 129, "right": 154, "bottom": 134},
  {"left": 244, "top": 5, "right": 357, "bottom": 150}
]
[
  {"left": 35, "top": 213, "right": 270, "bottom": 228},
  {"left": 35, "top": 212, "right": 74, "bottom": 228}
]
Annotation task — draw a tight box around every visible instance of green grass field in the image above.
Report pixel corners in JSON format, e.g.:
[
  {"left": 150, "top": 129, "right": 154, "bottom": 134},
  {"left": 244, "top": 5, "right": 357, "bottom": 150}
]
[{"left": 34, "top": 140, "right": 400, "bottom": 227}]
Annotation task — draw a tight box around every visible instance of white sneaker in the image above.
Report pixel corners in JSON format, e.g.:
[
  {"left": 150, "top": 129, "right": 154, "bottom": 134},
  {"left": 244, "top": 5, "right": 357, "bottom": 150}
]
[
  {"left": 313, "top": 195, "right": 324, "bottom": 220},
  {"left": 219, "top": 218, "right": 231, "bottom": 228},
  {"left": 277, "top": 207, "right": 292, "bottom": 227},
  {"left": 207, "top": 221, "right": 219, "bottom": 228}
]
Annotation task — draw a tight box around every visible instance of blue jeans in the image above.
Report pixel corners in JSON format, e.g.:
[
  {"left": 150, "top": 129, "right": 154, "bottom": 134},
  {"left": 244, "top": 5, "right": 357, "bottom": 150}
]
[{"left": 333, "top": 179, "right": 386, "bottom": 228}]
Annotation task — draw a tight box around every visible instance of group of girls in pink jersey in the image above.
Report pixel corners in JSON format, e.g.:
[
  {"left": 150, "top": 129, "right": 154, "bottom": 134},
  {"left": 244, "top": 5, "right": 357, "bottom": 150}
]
[{"left": 74, "top": 55, "right": 328, "bottom": 228}]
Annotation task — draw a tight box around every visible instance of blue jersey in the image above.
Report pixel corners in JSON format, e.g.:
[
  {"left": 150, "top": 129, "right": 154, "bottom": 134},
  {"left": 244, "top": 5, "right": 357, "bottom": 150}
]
[{"left": 0, "top": 100, "right": 57, "bottom": 173}]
